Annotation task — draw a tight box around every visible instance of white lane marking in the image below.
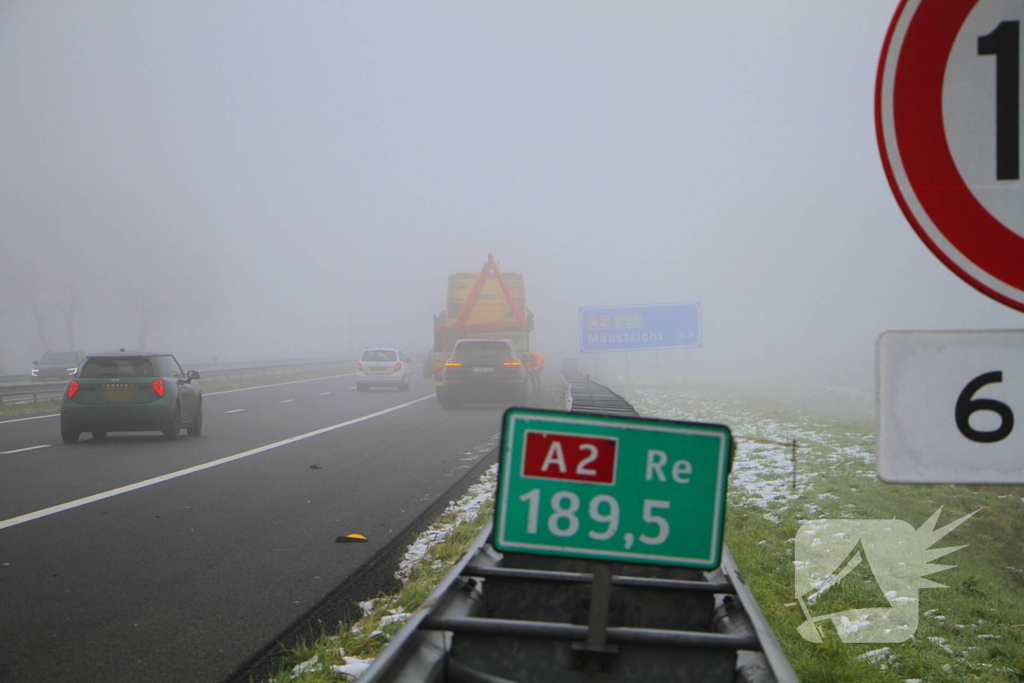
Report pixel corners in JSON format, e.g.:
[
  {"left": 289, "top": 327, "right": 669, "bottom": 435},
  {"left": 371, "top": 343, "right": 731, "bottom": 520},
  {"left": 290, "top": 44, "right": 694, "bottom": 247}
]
[
  {"left": 0, "top": 395, "right": 433, "bottom": 531},
  {"left": 0, "top": 373, "right": 356, "bottom": 424},
  {"left": 224, "top": 409, "right": 246, "bottom": 414},
  {"left": 0, "top": 413, "right": 60, "bottom": 425},
  {"left": 320, "top": 392, "right": 331, "bottom": 396},
  {"left": 280, "top": 399, "right": 295, "bottom": 404},
  {"left": 1, "top": 444, "right": 52, "bottom": 455},
  {"left": 205, "top": 373, "right": 353, "bottom": 396}
]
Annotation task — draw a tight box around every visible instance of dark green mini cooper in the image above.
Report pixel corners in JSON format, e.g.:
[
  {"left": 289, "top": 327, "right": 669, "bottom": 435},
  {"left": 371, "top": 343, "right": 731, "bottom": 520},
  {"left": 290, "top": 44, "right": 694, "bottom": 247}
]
[{"left": 60, "top": 350, "right": 202, "bottom": 443}]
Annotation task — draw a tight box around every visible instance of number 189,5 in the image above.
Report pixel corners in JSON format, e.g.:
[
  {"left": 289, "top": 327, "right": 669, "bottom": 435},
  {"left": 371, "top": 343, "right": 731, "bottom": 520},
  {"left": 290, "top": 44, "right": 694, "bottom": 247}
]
[{"left": 518, "top": 489, "right": 670, "bottom": 546}]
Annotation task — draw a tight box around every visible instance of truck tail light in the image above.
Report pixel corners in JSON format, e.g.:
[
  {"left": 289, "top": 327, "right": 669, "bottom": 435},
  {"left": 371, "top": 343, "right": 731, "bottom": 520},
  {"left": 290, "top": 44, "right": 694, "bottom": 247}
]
[
  {"left": 503, "top": 361, "right": 521, "bottom": 366},
  {"left": 152, "top": 379, "right": 165, "bottom": 397},
  {"left": 445, "top": 362, "right": 462, "bottom": 366},
  {"left": 67, "top": 381, "right": 79, "bottom": 398}
]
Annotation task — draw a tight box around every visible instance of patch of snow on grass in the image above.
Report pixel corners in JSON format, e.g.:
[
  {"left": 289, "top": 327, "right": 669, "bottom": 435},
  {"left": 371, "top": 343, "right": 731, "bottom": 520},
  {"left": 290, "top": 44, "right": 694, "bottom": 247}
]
[{"left": 394, "top": 464, "right": 497, "bottom": 584}]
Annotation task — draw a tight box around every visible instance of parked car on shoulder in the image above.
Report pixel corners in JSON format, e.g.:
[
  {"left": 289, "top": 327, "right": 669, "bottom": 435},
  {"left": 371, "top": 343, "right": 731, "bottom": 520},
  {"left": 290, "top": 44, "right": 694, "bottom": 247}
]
[
  {"left": 31, "top": 350, "right": 86, "bottom": 382},
  {"left": 438, "top": 339, "right": 528, "bottom": 409},
  {"left": 355, "top": 348, "right": 410, "bottom": 392},
  {"left": 59, "top": 350, "right": 202, "bottom": 443}
]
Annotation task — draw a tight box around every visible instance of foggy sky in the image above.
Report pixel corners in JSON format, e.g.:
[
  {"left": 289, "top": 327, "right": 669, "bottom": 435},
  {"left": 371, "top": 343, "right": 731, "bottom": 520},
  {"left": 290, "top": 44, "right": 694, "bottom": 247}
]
[{"left": 2, "top": 2, "right": 1020, "bottom": 386}]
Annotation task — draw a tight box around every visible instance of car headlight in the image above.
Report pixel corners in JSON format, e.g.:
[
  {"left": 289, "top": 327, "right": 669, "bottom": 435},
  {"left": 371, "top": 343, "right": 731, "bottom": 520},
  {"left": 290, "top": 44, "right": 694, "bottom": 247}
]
[
  {"left": 31, "top": 369, "right": 39, "bottom": 376},
  {"left": 67, "top": 368, "right": 78, "bottom": 376}
]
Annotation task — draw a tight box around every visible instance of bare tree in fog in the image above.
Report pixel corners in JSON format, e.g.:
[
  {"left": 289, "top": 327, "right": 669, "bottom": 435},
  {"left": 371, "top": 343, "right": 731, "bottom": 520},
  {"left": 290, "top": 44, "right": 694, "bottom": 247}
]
[
  {"left": 27, "top": 294, "right": 52, "bottom": 354},
  {"left": 0, "top": 254, "right": 18, "bottom": 374},
  {"left": 107, "top": 209, "right": 220, "bottom": 350},
  {"left": 55, "top": 286, "right": 83, "bottom": 351}
]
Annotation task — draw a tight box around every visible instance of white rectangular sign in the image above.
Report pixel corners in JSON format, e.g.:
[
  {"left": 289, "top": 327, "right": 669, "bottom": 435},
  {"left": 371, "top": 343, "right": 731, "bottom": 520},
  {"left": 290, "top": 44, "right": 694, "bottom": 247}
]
[{"left": 877, "top": 330, "right": 1024, "bottom": 484}]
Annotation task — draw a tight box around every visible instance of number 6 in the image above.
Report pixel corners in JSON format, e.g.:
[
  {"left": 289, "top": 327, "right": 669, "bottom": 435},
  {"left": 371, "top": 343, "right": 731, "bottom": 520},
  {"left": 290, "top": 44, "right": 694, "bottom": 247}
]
[{"left": 955, "top": 371, "right": 1014, "bottom": 443}]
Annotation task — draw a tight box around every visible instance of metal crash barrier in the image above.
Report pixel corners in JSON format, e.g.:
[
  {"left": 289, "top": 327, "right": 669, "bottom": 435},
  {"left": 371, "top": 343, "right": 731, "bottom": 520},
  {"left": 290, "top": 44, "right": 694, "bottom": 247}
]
[{"left": 358, "top": 370, "right": 799, "bottom": 683}]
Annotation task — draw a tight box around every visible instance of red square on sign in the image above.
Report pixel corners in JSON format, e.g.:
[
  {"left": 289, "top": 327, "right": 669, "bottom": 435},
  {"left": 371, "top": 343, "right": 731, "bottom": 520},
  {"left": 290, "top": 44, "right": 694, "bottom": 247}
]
[{"left": 521, "top": 431, "right": 617, "bottom": 484}]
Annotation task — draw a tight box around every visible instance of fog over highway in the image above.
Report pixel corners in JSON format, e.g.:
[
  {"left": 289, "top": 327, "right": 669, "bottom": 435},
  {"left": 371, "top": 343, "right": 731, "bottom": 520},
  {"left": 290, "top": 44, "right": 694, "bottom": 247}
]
[
  {"left": 2, "top": 2, "right": 1020, "bottom": 389},
  {"left": 0, "top": 370, "right": 506, "bottom": 682}
]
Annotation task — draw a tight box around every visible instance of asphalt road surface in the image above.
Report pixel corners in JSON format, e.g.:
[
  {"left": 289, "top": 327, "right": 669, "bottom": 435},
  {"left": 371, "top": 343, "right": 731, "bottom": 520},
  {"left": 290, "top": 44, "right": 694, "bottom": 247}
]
[{"left": 0, "top": 370, "right": 510, "bottom": 682}]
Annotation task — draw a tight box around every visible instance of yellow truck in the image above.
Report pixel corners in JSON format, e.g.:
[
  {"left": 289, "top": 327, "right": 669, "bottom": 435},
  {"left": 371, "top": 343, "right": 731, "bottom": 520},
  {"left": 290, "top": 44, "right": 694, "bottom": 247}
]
[{"left": 427, "top": 254, "right": 533, "bottom": 380}]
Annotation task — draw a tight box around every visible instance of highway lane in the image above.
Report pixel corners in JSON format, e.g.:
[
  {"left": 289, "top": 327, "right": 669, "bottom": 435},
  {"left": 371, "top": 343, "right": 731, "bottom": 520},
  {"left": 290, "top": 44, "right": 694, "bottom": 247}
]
[
  {"left": 0, "top": 371, "right": 512, "bottom": 682},
  {"left": 0, "top": 372, "right": 433, "bottom": 520}
]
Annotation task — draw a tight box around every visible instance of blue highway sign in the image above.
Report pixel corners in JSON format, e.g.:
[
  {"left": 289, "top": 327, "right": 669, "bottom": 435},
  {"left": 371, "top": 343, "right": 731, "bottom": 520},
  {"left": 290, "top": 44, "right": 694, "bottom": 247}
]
[{"left": 579, "top": 302, "right": 701, "bottom": 352}]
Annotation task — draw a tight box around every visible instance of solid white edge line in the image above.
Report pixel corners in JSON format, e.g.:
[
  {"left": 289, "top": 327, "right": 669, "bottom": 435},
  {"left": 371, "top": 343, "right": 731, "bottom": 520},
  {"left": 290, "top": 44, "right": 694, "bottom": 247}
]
[
  {"left": 1, "top": 444, "right": 52, "bottom": 455},
  {"left": 0, "top": 394, "right": 433, "bottom": 531}
]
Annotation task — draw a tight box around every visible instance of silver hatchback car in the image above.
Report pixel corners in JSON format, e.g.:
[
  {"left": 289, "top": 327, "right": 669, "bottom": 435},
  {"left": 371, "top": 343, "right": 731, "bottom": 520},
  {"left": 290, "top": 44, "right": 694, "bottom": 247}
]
[{"left": 355, "top": 348, "right": 411, "bottom": 391}]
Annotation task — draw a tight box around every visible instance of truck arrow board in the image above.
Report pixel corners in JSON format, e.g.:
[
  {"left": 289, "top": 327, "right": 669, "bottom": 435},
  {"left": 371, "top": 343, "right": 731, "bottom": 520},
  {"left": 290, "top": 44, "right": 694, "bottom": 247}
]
[{"left": 495, "top": 408, "right": 732, "bottom": 569}]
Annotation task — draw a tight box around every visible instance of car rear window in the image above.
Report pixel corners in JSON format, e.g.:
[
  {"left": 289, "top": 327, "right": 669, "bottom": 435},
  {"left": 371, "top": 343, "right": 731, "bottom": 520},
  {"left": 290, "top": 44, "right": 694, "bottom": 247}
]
[
  {"left": 80, "top": 357, "right": 156, "bottom": 378},
  {"left": 453, "top": 341, "right": 514, "bottom": 356},
  {"left": 361, "top": 350, "right": 397, "bottom": 362},
  {"left": 152, "top": 355, "right": 185, "bottom": 378}
]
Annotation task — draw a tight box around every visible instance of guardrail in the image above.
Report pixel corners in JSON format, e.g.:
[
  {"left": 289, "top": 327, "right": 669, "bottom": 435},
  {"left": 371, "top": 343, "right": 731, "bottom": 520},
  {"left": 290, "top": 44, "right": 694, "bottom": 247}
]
[{"left": 0, "top": 360, "right": 354, "bottom": 407}]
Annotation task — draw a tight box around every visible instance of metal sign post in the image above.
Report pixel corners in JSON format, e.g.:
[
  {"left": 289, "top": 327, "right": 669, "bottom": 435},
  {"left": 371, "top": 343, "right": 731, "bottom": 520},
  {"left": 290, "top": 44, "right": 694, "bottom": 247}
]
[{"left": 570, "top": 561, "right": 618, "bottom": 672}]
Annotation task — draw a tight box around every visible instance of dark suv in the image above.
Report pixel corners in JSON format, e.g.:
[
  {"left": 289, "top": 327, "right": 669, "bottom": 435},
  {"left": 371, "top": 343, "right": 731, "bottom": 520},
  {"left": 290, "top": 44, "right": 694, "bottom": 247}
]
[
  {"left": 438, "top": 339, "right": 528, "bottom": 409},
  {"left": 31, "top": 351, "right": 86, "bottom": 382}
]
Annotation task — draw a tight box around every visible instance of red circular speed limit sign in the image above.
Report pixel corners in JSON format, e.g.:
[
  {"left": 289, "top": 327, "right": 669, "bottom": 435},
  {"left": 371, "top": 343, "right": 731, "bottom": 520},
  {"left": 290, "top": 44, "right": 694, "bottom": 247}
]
[{"left": 877, "top": 0, "right": 1024, "bottom": 312}]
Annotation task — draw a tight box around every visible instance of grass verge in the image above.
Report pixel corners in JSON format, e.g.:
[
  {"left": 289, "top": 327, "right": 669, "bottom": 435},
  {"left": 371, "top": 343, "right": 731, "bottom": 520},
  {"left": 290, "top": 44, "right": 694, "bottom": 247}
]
[
  {"left": 619, "top": 380, "right": 1024, "bottom": 683},
  {"left": 262, "top": 471, "right": 497, "bottom": 683}
]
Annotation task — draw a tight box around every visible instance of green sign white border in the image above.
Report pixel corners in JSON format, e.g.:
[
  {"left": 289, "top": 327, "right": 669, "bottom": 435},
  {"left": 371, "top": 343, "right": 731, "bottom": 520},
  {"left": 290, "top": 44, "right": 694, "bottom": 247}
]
[{"left": 494, "top": 408, "right": 732, "bottom": 569}]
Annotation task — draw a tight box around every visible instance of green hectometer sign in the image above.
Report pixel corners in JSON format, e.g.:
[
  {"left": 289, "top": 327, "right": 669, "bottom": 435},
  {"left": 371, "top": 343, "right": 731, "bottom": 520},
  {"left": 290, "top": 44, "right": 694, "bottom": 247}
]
[{"left": 495, "top": 408, "right": 733, "bottom": 569}]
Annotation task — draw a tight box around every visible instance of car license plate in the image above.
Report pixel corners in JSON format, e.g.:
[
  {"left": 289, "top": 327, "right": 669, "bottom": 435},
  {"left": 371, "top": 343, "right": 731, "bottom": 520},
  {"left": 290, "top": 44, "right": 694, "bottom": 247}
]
[
  {"left": 471, "top": 367, "right": 495, "bottom": 373},
  {"left": 371, "top": 367, "right": 387, "bottom": 372},
  {"left": 99, "top": 385, "right": 136, "bottom": 401}
]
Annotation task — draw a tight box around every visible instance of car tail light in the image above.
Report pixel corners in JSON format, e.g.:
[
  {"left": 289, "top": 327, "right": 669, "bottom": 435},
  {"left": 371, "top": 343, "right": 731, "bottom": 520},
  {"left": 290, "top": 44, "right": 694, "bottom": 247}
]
[
  {"left": 356, "top": 362, "right": 363, "bottom": 371},
  {"left": 395, "top": 362, "right": 403, "bottom": 371},
  {"left": 152, "top": 379, "right": 165, "bottom": 396},
  {"left": 67, "top": 381, "right": 79, "bottom": 398}
]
